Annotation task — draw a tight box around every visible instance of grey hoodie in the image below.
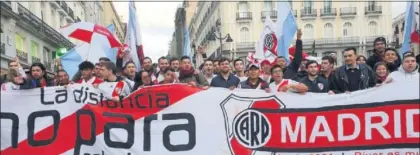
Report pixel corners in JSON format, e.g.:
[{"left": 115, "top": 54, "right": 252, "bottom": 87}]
[{"left": 387, "top": 65, "right": 419, "bottom": 82}]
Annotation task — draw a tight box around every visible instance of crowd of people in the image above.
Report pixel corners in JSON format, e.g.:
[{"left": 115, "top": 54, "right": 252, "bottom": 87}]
[{"left": 1, "top": 30, "right": 419, "bottom": 102}]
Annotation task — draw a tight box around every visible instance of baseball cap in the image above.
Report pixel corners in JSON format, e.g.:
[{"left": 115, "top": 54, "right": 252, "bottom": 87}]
[{"left": 247, "top": 64, "right": 260, "bottom": 70}]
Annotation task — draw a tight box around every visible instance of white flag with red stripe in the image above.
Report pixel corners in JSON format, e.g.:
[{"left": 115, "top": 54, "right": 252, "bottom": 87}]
[
  {"left": 1, "top": 80, "right": 419, "bottom": 155},
  {"left": 122, "top": 1, "right": 144, "bottom": 69}
]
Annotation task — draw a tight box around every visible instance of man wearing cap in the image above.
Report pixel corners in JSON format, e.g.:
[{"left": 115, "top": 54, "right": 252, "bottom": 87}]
[
  {"left": 238, "top": 64, "right": 269, "bottom": 91},
  {"left": 210, "top": 57, "right": 240, "bottom": 90},
  {"left": 367, "top": 37, "right": 386, "bottom": 69}
]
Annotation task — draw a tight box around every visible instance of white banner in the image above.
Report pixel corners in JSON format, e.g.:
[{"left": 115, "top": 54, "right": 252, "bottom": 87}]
[{"left": 1, "top": 80, "right": 419, "bottom": 155}]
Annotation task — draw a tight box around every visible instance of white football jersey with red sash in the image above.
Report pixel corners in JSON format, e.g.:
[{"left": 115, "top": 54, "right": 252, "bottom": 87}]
[
  {"left": 269, "top": 79, "right": 299, "bottom": 92},
  {"left": 97, "top": 80, "right": 132, "bottom": 100}
]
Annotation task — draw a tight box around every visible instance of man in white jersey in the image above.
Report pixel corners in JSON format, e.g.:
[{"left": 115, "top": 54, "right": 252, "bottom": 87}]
[
  {"left": 268, "top": 65, "right": 308, "bottom": 93},
  {"left": 77, "top": 61, "right": 103, "bottom": 86},
  {"left": 233, "top": 59, "right": 247, "bottom": 82},
  {"left": 97, "top": 61, "right": 132, "bottom": 102}
]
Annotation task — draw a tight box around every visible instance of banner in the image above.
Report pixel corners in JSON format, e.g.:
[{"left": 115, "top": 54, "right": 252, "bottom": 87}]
[{"left": 1, "top": 80, "right": 419, "bottom": 155}]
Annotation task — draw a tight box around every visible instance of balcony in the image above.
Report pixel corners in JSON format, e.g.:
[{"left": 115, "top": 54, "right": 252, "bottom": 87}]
[
  {"left": 320, "top": 8, "right": 337, "bottom": 18},
  {"left": 365, "top": 6, "right": 382, "bottom": 15},
  {"left": 236, "top": 12, "right": 252, "bottom": 21},
  {"left": 57, "top": 1, "right": 67, "bottom": 15},
  {"left": 300, "top": 9, "right": 317, "bottom": 19},
  {"left": 1, "top": 1, "right": 12, "bottom": 10},
  {"left": 236, "top": 42, "right": 255, "bottom": 50},
  {"left": 49, "top": 1, "right": 60, "bottom": 8},
  {"left": 316, "top": 37, "right": 360, "bottom": 45},
  {"left": 16, "top": 49, "right": 28, "bottom": 63},
  {"left": 366, "top": 35, "right": 387, "bottom": 43},
  {"left": 261, "top": 11, "right": 277, "bottom": 19},
  {"left": 1, "top": 42, "right": 5, "bottom": 55},
  {"left": 32, "top": 56, "right": 41, "bottom": 63},
  {"left": 64, "top": 7, "right": 75, "bottom": 23},
  {"left": 340, "top": 7, "right": 357, "bottom": 17}
]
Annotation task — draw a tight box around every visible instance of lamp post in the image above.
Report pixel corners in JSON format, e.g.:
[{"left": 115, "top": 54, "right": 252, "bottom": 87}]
[{"left": 207, "top": 20, "right": 233, "bottom": 58}]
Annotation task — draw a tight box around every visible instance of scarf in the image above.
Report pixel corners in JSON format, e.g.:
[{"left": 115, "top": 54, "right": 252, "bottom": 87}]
[
  {"left": 179, "top": 68, "right": 195, "bottom": 79},
  {"left": 377, "top": 74, "right": 388, "bottom": 83}
]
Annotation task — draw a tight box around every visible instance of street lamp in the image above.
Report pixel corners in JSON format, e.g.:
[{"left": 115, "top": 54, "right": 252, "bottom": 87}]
[{"left": 207, "top": 20, "right": 233, "bottom": 58}]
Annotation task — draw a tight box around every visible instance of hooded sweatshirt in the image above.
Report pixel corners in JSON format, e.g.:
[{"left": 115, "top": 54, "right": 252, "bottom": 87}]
[{"left": 386, "top": 65, "right": 419, "bottom": 82}]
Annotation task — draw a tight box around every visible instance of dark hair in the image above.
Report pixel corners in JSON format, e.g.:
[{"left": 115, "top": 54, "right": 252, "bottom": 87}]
[
  {"left": 233, "top": 59, "right": 243, "bottom": 66},
  {"left": 321, "top": 56, "right": 335, "bottom": 65},
  {"left": 218, "top": 57, "right": 230, "bottom": 64},
  {"left": 373, "top": 37, "right": 386, "bottom": 46},
  {"left": 180, "top": 56, "right": 191, "bottom": 62},
  {"left": 403, "top": 52, "right": 415, "bottom": 57},
  {"left": 305, "top": 60, "right": 318, "bottom": 69},
  {"left": 356, "top": 55, "right": 367, "bottom": 61},
  {"left": 162, "top": 68, "right": 175, "bottom": 74},
  {"left": 343, "top": 47, "right": 357, "bottom": 55},
  {"left": 143, "top": 57, "right": 152, "bottom": 63},
  {"left": 8, "top": 60, "right": 17, "bottom": 66},
  {"left": 403, "top": 54, "right": 416, "bottom": 60},
  {"left": 277, "top": 56, "right": 286, "bottom": 60},
  {"left": 270, "top": 65, "right": 283, "bottom": 74},
  {"left": 100, "top": 61, "right": 117, "bottom": 74},
  {"left": 99, "top": 57, "right": 111, "bottom": 62},
  {"left": 78, "top": 61, "right": 95, "bottom": 70},
  {"left": 212, "top": 59, "right": 219, "bottom": 63},
  {"left": 204, "top": 59, "right": 213, "bottom": 64},
  {"left": 133, "top": 70, "right": 150, "bottom": 90},
  {"left": 30, "top": 62, "right": 47, "bottom": 79},
  {"left": 158, "top": 56, "right": 168, "bottom": 63},
  {"left": 95, "top": 63, "right": 101, "bottom": 66},
  {"left": 122, "top": 61, "right": 136, "bottom": 70},
  {"left": 199, "top": 63, "right": 204, "bottom": 70},
  {"left": 374, "top": 61, "right": 388, "bottom": 72},
  {"left": 170, "top": 57, "right": 179, "bottom": 64}
]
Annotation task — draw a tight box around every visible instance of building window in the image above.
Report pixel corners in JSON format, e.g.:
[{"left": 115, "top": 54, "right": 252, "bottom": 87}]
[
  {"left": 263, "top": 1, "right": 273, "bottom": 11},
  {"left": 324, "top": 23, "right": 333, "bottom": 38},
  {"left": 240, "top": 27, "right": 250, "bottom": 42},
  {"left": 367, "top": 1, "right": 376, "bottom": 11},
  {"left": 15, "top": 34, "right": 24, "bottom": 52},
  {"left": 238, "top": 1, "right": 249, "bottom": 13},
  {"left": 323, "top": 0, "right": 332, "bottom": 13},
  {"left": 31, "top": 41, "right": 39, "bottom": 58},
  {"left": 304, "top": 0, "right": 313, "bottom": 9},
  {"left": 343, "top": 22, "right": 352, "bottom": 37},
  {"left": 43, "top": 47, "right": 50, "bottom": 63},
  {"left": 368, "top": 21, "right": 378, "bottom": 35},
  {"left": 304, "top": 24, "right": 314, "bottom": 39}
]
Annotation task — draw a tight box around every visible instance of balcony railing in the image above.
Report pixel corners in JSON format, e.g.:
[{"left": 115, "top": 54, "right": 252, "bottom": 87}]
[
  {"left": 1, "top": 43, "right": 5, "bottom": 54},
  {"left": 16, "top": 49, "right": 28, "bottom": 62},
  {"left": 340, "top": 7, "right": 357, "bottom": 16},
  {"left": 365, "top": 6, "right": 382, "bottom": 15},
  {"left": 316, "top": 37, "right": 360, "bottom": 44},
  {"left": 236, "top": 12, "right": 252, "bottom": 21},
  {"left": 68, "top": 7, "right": 74, "bottom": 20},
  {"left": 320, "top": 8, "right": 337, "bottom": 17},
  {"left": 1, "top": 1, "right": 12, "bottom": 10},
  {"left": 366, "top": 35, "right": 386, "bottom": 43},
  {"left": 32, "top": 56, "right": 41, "bottom": 63},
  {"left": 301, "top": 9, "right": 317, "bottom": 18},
  {"left": 261, "top": 11, "right": 277, "bottom": 19},
  {"left": 236, "top": 42, "right": 255, "bottom": 49},
  {"left": 49, "top": 1, "right": 60, "bottom": 8}
]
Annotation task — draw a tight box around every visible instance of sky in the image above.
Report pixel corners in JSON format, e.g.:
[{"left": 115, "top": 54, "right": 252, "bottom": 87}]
[{"left": 113, "top": 2, "right": 407, "bottom": 62}]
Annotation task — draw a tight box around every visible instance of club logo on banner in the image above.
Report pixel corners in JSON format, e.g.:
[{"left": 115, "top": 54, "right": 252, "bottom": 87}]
[{"left": 221, "top": 95, "right": 420, "bottom": 155}]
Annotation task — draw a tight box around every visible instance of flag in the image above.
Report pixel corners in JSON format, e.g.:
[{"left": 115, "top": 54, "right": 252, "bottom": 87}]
[
  {"left": 106, "top": 24, "right": 118, "bottom": 63},
  {"left": 183, "top": 25, "right": 191, "bottom": 58},
  {"left": 401, "top": 1, "right": 419, "bottom": 54},
  {"left": 252, "top": 15, "right": 278, "bottom": 66},
  {"left": 276, "top": 1, "right": 297, "bottom": 63},
  {"left": 124, "top": 1, "right": 144, "bottom": 70}
]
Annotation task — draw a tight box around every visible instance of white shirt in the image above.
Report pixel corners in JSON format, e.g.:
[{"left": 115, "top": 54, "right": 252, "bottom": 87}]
[
  {"left": 236, "top": 75, "right": 248, "bottom": 82},
  {"left": 205, "top": 74, "right": 217, "bottom": 84},
  {"left": 97, "top": 81, "right": 132, "bottom": 100},
  {"left": 269, "top": 79, "right": 299, "bottom": 93},
  {"left": 1, "top": 82, "right": 20, "bottom": 91}
]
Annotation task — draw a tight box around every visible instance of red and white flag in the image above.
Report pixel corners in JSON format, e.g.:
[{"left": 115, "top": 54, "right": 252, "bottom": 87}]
[{"left": 122, "top": 1, "right": 145, "bottom": 69}]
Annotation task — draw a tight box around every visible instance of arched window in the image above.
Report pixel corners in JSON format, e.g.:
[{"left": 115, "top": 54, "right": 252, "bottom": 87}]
[
  {"left": 324, "top": 23, "right": 333, "bottom": 38},
  {"left": 304, "top": 24, "right": 314, "bottom": 39},
  {"left": 368, "top": 21, "right": 378, "bottom": 35},
  {"left": 240, "top": 27, "right": 250, "bottom": 42},
  {"left": 343, "top": 22, "right": 352, "bottom": 37}
]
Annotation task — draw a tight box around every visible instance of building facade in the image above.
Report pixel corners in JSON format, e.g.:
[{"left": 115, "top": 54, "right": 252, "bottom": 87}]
[
  {"left": 187, "top": 0, "right": 393, "bottom": 66},
  {"left": 103, "top": 1, "right": 126, "bottom": 42},
  {"left": 0, "top": 1, "right": 105, "bottom": 74}
]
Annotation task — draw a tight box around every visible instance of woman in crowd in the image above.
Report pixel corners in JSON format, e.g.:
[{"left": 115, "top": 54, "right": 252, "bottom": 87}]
[
  {"left": 133, "top": 70, "right": 154, "bottom": 90},
  {"left": 383, "top": 48, "right": 401, "bottom": 72},
  {"left": 356, "top": 55, "right": 367, "bottom": 65},
  {"left": 374, "top": 62, "right": 389, "bottom": 84}
]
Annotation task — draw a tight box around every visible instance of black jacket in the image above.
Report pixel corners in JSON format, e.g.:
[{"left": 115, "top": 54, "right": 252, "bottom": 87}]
[
  {"left": 330, "top": 64, "right": 376, "bottom": 94},
  {"left": 283, "top": 40, "right": 303, "bottom": 79},
  {"left": 366, "top": 52, "right": 383, "bottom": 69},
  {"left": 300, "top": 76, "right": 330, "bottom": 93}
]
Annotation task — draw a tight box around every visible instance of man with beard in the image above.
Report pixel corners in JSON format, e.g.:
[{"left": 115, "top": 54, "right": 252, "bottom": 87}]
[
  {"left": 329, "top": 47, "right": 376, "bottom": 94},
  {"left": 77, "top": 61, "right": 103, "bottom": 86},
  {"left": 170, "top": 58, "right": 180, "bottom": 76},
  {"left": 179, "top": 56, "right": 208, "bottom": 88},
  {"left": 268, "top": 65, "right": 308, "bottom": 93},
  {"left": 213, "top": 59, "right": 220, "bottom": 74},
  {"left": 320, "top": 56, "right": 335, "bottom": 84},
  {"left": 233, "top": 59, "right": 247, "bottom": 82},
  {"left": 122, "top": 61, "right": 137, "bottom": 81},
  {"left": 210, "top": 57, "right": 240, "bottom": 90},
  {"left": 155, "top": 57, "right": 170, "bottom": 83},
  {"left": 203, "top": 59, "right": 217, "bottom": 84},
  {"left": 30, "top": 63, "right": 55, "bottom": 87},
  {"left": 300, "top": 60, "right": 329, "bottom": 93},
  {"left": 56, "top": 70, "right": 71, "bottom": 86},
  {"left": 142, "top": 57, "right": 156, "bottom": 76},
  {"left": 367, "top": 37, "right": 386, "bottom": 69},
  {"left": 238, "top": 64, "right": 269, "bottom": 91}
]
